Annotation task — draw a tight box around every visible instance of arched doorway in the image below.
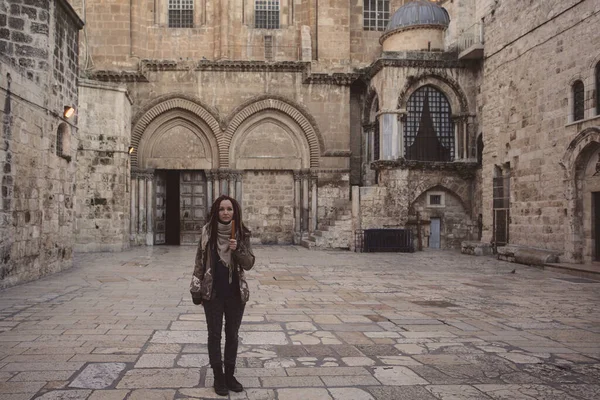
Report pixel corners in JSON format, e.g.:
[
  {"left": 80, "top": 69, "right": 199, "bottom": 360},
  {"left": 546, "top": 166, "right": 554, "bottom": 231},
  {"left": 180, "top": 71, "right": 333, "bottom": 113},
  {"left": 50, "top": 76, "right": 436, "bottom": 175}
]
[{"left": 131, "top": 98, "right": 221, "bottom": 246}]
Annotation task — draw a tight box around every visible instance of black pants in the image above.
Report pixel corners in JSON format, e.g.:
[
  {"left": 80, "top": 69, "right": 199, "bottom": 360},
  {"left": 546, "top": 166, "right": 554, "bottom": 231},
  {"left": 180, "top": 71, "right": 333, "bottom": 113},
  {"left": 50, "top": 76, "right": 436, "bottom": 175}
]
[{"left": 203, "top": 294, "right": 245, "bottom": 367}]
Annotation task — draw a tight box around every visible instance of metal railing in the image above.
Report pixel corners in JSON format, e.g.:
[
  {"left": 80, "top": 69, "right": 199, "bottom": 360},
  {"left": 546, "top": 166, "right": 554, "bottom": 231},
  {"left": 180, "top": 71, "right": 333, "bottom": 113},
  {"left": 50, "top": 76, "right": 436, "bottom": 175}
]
[{"left": 457, "top": 22, "right": 484, "bottom": 54}]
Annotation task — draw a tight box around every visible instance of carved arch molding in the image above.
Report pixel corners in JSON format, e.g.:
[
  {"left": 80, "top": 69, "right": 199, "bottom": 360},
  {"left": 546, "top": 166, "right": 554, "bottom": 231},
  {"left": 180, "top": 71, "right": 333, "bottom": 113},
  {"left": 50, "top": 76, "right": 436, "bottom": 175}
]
[{"left": 131, "top": 97, "right": 323, "bottom": 169}]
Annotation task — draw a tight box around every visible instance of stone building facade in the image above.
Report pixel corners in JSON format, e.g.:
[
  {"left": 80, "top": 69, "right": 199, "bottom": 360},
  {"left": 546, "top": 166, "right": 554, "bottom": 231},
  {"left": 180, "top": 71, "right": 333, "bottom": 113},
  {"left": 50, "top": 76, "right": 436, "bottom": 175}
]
[
  {"left": 0, "top": 0, "right": 83, "bottom": 288},
  {"left": 1, "top": 0, "right": 599, "bottom": 287}
]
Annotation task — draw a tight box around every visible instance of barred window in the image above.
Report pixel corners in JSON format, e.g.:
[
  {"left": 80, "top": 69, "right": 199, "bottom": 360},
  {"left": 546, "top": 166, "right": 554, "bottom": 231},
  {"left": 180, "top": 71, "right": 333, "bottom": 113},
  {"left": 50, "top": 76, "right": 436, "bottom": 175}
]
[
  {"left": 363, "top": 0, "right": 390, "bottom": 31},
  {"left": 169, "top": 0, "right": 194, "bottom": 28},
  {"left": 573, "top": 80, "right": 584, "bottom": 121},
  {"left": 255, "top": 0, "right": 280, "bottom": 29},
  {"left": 404, "top": 86, "right": 454, "bottom": 162},
  {"left": 56, "top": 123, "right": 69, "bottom": 158},
  {"left": 596, "top": 64, "right": 600, "bottom": 115}
]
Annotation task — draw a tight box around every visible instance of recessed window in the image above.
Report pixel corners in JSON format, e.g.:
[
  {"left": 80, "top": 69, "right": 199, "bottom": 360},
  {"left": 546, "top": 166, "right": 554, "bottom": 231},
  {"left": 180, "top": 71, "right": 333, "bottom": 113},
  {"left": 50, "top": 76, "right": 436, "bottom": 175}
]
[
  {"left": 596, "top": 63, "right": 600, "bottom": 115},
  {"left": 573, "top": 80, "right": 585, "bottom": 121},
  {"left": 405, "top": 86, "right": 454, "bottom": 162},
  {"left": 264, "top": 35, "right": 273, "bottom": 61},
  {"left": 255, "top": 0, "right": 280, "bottom": 29},
  {"left": 427, "top": 192, "right": 445, "bottom": 207},
  {"left": 169, "top": 0, "right": 194, "bottom": 28},
  {"left": 56, "top": 123, "right": 70, "bottom": 159},
  {"left": 363, "top": 0, "right": 390, "bottom": 31}
]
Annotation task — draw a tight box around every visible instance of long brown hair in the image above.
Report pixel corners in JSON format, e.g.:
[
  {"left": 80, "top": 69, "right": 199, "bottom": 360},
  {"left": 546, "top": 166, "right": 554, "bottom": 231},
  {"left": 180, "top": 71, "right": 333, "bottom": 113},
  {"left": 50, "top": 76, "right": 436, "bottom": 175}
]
[{"left": 206, "top": 195, "right": 248, "bottom": 248}]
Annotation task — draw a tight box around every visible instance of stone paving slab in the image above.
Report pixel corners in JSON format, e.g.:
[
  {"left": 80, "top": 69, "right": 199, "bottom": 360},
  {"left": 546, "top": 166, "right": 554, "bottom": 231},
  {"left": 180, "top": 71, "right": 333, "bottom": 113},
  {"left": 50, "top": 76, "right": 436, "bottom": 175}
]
[{"left": 0, "top": 246, "right": 598, "bottom": 399}]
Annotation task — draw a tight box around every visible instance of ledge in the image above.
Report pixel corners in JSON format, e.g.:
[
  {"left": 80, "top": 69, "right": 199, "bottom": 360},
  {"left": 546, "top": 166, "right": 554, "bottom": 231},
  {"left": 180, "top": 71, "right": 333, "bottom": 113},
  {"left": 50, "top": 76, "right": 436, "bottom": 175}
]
[
  {"left": 371, "top": 159, "right": 479, "bottom": 178},
  {"left": 497, "top": 245, "right": 560, "bottom": 266}
]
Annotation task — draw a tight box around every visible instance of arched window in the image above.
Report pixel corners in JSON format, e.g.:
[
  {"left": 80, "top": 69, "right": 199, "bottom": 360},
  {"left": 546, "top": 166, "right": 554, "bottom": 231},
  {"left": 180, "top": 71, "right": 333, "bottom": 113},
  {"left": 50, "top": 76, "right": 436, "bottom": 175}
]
[
  {"left": 404, "top": 86, "right": 454, "bottom": 162},
  {"left": 573, "top": 80, "right": 585, "bottom": 121},
  {"left": 56, "top": 123, "right": 70, "bottom": 159},
  {"left": 596, "top": 63, "right": 600, "bottom": 115}
]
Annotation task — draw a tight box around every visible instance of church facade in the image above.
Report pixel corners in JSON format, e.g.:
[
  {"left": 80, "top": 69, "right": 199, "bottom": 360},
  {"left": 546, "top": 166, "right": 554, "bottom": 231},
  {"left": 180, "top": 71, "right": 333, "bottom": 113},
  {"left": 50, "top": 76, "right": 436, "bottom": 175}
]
[{"left": 1, "top": 0, "right": 599, "bottom": 288}]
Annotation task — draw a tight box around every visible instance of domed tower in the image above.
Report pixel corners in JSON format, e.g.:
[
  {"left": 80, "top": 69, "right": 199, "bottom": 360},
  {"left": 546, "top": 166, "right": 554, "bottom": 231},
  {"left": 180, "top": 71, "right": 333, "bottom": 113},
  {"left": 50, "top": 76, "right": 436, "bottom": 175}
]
[{"left": 380, "top": 0, "right": 450, "bottom": 52}]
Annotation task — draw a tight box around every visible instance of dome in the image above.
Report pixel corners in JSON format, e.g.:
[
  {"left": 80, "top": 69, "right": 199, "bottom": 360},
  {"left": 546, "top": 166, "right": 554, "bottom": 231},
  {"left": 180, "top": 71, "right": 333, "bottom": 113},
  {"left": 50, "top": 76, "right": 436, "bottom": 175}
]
[{"left": 385, "top": 0, "right": 450, "bottom": 32}]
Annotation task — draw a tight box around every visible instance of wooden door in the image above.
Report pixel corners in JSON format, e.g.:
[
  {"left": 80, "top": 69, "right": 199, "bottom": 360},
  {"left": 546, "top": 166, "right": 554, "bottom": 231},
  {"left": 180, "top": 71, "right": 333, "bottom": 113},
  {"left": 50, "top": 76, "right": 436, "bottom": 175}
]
[
  {"left": 180, "top": 171, "right": 207, "bottom": 245},
  {"left": 154, "top": 171, "right": 166, "bottom": 244}
]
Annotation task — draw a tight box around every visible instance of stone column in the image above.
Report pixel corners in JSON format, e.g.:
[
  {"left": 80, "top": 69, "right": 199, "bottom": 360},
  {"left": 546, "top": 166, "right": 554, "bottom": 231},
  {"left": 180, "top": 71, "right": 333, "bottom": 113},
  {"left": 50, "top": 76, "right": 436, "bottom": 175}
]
[
  {"left": 229, "top": 172, "right": 236, "bottom": 198},
  {"left": 234, "top": 171, "right": 243, "bottom": 205},
  {"left": 206, "top": 170, "right": 214, "bottom": 208},
  {"left": 212, "top": 169, "right": 220, "bottom": 200},
  {"left": 452, "top": 116, "right": 460, "bottom": 160},
  {"left": 293, "top": 171, "right": 301, "bottom": 234},
  {"left": 145, "top": 174, "right": 154, "bottom": 245},
  {"left": 351, "top": 185, "right": 360, "bottom": 251},
  {"left": 138, "top": 175, "right": 146, "bottom": 235},
  {"left": 310, "top": 171, "right": 318, "bottom": 233},
  {"left": 398, "top": 110, "right": 407, "bottom": 158},
  {"left": 219, "top": 170, "right": 230, "bottom": 196},
  {"left": 220, "top": 0, "right": 229, "bottom": 59},
  {"left": 130, "top": 172, "right": 137, "bottom": 241},
  {"left": 301, "top": 169, "right": 310, "bottom": 232}
]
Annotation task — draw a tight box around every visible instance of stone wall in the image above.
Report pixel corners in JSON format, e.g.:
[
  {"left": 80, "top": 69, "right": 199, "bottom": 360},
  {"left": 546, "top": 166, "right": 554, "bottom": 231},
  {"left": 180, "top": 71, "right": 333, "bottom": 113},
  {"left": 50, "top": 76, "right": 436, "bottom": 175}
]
[
  {"left": 74, "top": 80, "right": 132, "bottom": 252},
  {"left": 242, "top": 170, "right": 295, "bottom": 244},
  {"left": 316, "top": 171, "right": 351, "bottom": 222},
  {"left": 0, "top": 0, "right": 82, "bottom": 288},
  {"left": 479, "top": 0, "right": 600, "bottom": 259}
]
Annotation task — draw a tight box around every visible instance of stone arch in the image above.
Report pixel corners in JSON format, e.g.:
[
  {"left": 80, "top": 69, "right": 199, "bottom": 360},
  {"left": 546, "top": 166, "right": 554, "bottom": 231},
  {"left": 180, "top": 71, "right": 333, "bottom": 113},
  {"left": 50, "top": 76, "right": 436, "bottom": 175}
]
[
  {"left": 409, "top": 183, "right": 470, "bottom": 214},
  {"left": 398, "top": 74, "right": 469, "bottom": 114},
  {"left": 229, "top": 112, "right": 311, "bottom": 170},
  {"left": 225, "top": 96, "right": 323, "bottom": 168},
  {"left": 137, "top": 112, "right": 219, "bottom": 170},
  {"left": 362, "top": 86, "right": 379, "bottom": 124},
  {"left": 561, "top": 127, "right": 600, "bottom": 262},
  {"left": 56, "top": 122, "right": 71, "bottom": 158},
  {"left": 131, "top": 96, "right": 223, "bottom": 169}
]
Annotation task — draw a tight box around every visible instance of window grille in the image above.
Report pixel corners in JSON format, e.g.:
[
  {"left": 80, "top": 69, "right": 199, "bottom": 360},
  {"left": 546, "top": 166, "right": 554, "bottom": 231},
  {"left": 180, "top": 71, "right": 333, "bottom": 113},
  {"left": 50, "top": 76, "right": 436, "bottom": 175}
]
[
  {"left": 493, "top": 167, "right": 510, "bottom": 246},
  {"left": 363, "top": 0, "right": 390, "bottom": 31},
  {"left": 56, "top": 129, "right": 64, "bottom": 157},
  {"left": 373, "top": 120, "right": 380, "bottom": 161},
  {"left": 573, "top": 80, "right": 585, "bottom": 121},
  {"left": 255, "top": 0, "right": 280, "bottom": 29},
  {"left": 169, "top": 0, "right": 194, "bottom": 28},
  {"left": 430, "top": 195, "right": 442, "bottom": 205},
  {"left": 404, "top": 86, "right": 454, "bottom": 162},
  {"left": 596, "top": 64, "right": 600, "bottom": 115},
  {"left": 264, "top": 35, "right": 273, "bottom": 60}
]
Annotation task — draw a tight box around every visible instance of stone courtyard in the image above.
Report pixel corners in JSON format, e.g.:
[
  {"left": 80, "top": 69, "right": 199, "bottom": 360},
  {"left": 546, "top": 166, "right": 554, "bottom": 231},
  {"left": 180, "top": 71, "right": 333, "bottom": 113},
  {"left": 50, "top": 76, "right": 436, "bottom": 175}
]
[{"left": 0, "top": 247, "right": 598, "bottom": 400}]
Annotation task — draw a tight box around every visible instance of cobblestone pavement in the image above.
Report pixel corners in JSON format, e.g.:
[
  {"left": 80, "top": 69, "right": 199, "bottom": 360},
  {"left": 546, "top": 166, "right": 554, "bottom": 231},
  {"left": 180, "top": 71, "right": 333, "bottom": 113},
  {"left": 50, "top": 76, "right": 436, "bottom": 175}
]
[{"left": 0, "top": 246, "right": 599, "bottom": 400}]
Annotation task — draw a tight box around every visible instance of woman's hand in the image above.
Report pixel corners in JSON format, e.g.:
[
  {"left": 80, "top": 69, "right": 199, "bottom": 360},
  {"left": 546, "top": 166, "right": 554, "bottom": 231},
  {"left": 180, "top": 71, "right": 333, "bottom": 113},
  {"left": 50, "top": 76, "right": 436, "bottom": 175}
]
[{"left": 229, "top": 239, "right": 237, "bottom": 251}]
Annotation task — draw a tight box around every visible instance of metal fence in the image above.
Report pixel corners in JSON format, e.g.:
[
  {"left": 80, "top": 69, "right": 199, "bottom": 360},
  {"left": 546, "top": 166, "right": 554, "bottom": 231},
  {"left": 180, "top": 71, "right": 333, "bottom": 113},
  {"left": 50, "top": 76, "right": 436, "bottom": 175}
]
[{"left": 355, "top": 229, "right": 415, "bottom": 253}]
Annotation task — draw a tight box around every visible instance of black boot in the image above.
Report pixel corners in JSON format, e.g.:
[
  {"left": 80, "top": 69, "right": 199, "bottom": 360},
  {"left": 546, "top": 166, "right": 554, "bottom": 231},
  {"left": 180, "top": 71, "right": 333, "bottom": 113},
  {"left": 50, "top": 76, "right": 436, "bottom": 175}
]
[
  {"left": 212, "top": 364, "right": 228, "bottom": 396},
  {"left": 225, "top": 364, "right": 243, "bottom": 392}
]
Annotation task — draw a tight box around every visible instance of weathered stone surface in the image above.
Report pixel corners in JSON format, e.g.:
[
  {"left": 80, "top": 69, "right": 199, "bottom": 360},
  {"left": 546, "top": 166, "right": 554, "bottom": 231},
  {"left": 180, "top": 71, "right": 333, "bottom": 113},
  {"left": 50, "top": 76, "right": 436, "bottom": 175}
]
[{"left": 69, "top": 363, "right": 127, "bottom": 389}]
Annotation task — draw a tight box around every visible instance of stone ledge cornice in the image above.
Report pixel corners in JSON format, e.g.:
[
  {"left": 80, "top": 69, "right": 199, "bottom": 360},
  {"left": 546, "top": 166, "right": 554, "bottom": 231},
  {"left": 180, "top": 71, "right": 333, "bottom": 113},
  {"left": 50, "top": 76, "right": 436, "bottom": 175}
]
[
  {"left": 359, "top": 57, "right": 465, "bottom": 80},
  {"left": 371, "top": 159, "right": 479, "bottom": 179},
  {"left": 87, "top": 70, "right": 149, "bottom": 83}
]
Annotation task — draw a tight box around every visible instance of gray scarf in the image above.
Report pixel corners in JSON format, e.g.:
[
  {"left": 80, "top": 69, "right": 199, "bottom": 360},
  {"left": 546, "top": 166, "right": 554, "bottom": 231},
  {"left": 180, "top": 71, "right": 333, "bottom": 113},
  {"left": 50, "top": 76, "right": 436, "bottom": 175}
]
[{"left": 216, "top": 221, "right": 234, "bottom": 283}]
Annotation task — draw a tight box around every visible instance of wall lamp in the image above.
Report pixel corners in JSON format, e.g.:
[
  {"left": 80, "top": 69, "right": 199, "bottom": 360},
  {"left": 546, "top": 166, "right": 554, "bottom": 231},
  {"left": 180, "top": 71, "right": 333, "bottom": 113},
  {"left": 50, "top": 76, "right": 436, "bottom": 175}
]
[
  {"left": 63, "top": 106, "right": 75, "bottom": 119},
  {"left": 128, "top": 146, "right": 135, "bottom": 154}
]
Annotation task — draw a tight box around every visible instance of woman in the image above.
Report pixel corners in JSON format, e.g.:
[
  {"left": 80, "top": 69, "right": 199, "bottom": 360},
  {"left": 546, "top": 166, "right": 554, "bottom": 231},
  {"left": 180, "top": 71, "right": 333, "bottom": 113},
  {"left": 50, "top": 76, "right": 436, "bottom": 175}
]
[{"left": 190, "top": 195, "right": 255, "bottom": 396}]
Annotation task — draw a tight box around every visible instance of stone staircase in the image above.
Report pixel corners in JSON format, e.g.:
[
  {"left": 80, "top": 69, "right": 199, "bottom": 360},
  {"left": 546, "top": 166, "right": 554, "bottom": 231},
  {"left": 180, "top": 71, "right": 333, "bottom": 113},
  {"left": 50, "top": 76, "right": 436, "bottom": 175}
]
[{"left": 300, "top": 202, "right": 353, "bottom": 250}]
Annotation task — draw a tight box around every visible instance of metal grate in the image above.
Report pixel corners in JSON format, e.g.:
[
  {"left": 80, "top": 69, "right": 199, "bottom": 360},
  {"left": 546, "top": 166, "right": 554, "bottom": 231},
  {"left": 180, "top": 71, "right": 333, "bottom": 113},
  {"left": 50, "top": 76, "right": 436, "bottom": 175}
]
[
  {"left": 264, "top": 35, "right": 273, "bottom": 60},
  {"left": 255, "top": 0, "right": 280, "bottom": 29},
  {"left": 573, "top": 80, "right": 585, "bottom": 121},
  {"left": 357, "top": 229, "right": 415, "bottom": 253},
  {"left": 405, "top": 86, "right": 454, "bottom": 161},
  {"left": 363, "top": 0, "right": 390, "bottom": 31},
  {"left": 168, "top": 0, "right": 194, "bottom": 28}
]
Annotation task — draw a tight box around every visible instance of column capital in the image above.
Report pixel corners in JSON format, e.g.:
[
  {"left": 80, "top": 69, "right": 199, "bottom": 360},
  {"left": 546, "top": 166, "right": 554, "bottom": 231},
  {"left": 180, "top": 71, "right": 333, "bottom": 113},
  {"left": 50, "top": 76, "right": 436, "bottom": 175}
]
[{"left": 293, "top": 170, "right": 302, "bottom": 181}]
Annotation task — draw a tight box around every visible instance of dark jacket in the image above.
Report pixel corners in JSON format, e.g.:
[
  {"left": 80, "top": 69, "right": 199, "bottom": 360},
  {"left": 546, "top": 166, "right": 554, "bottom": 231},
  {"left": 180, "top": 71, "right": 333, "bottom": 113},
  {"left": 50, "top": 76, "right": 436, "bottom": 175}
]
[{"left": 190, "top": 224, "right": 255, "bottom": 303}]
